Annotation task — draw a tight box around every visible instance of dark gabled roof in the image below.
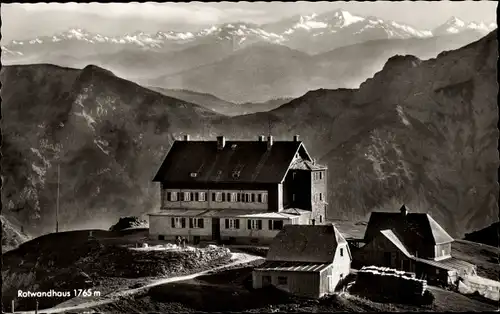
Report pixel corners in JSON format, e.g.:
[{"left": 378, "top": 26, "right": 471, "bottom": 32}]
[
  {"left": 266, "top": 224, "right": 348, "bottom": 263},
  {"left": 364, "top": 205, "right": 454, "bottom": 249},
  {"left": 153, "top": 140, "right": 311, "bottom": 183}
]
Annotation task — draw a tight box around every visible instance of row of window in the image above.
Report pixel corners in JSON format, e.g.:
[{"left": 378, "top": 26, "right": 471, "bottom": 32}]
[
  {"left": 170, "top": 217, "right": 284, "bottom": 231},
  {"left": 313, "top": 171, "right": 324, "bottom": 181},
  {"left": 171, "top": 217, "right": 204, "bottom": 229},
  {"left": 165, "top": 191, "right": 268, "bottom": 204}
]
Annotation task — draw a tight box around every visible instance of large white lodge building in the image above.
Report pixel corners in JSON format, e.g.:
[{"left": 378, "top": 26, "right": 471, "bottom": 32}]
[{"left": 148, "top": 134, "right": 328, "bottom": 245}]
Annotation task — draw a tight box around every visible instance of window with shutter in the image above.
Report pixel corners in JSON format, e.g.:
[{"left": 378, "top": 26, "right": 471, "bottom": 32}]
[
  {"left": 171, "top": 192, "right": 178, "bottom": 201},
  {"left": 189, "top": 218, "right": 193, "bottom": 228},
  {"left": 190, "top": 192, "right": 194, "bottom": 201},
  {"left": 258, "top": 194, "right": 262, "bottom": 203},
  {"left": 235, "top": 219, "right": 240, "bottom": 229},
  {"left": 251, "top": 194, "right": 256, "bottom": 202},
  {"left": 195, "top": 192, "right": 199, "bottom": 201},
  {"left": 222, "top": 193, "right": 226, "bottom": 202},
  {"left": 268, "top": 220, "right": 273, "bottom": 230},
  {"left": 246, "top": 194, "right": 250, "bottom": 202},
  {"left": 272, "top": 220, "right": 283, "bottom": 230},
  {"left": 225, "top": 219, "right": 230, "bottom": 229},
  {"left": 180, "top": 192, "right": 185, "bottom": 201},
  {"left": 257, "top": 220, "right": 262, "bottom": 230},
  {"left": 198, "top": 219, "right": 204, "bottom": 228},
  {"left": 200, "top": 192, "right": 206, "bottom": 201},
  {"left": 247, "top": 220, "right": 251, "bottom": 229},
  {"left": 171, "top": 217, "right": 175, "bottom": 228},
  {"left": 212, "top": 193, "right": 216, "bottom": 201},
  {"left": 181, "top": 218, "right": 186, "bottom": 228},
  {"left": 167, "top": 192, "right": 172, "bottom": 201},
  {"left": 262, "top": 193, "right": 268, "bottom": 203},
  {"left": 237, "top": 193, "right": 241, "bottom": 202},
  {"left": 319, "top": 193, "right": 323, "bottom": 201},
  {"left": 227, "top": 193, "right": 231, "bottom": 201}
]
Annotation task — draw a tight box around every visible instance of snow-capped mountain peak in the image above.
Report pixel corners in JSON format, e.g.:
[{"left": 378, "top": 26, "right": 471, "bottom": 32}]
[
  {"left": 434, "top": 16, "right": 496, "bottom": 35},
  {"left": 331, "top": 10, "right": 366, "bottom": 27},
  {"left": 446, "top": 16, "right": 466, "bottom": 27}
]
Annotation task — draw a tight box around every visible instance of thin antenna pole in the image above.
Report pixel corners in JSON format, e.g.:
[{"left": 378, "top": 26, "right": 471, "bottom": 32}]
[
  {"left": 268, "top": 117, "right": 272, "bottom": 137},
  {"left": 56, "top": 163, "right": 60, "bottom": 233}
]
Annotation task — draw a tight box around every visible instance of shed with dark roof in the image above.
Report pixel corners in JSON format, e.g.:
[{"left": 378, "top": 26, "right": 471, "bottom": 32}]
[
  {"left": 252, "top": 224, "right": 351, "bottom": 298},
  {"left": 354, "top": 205, "right": 476, "bottom": 288}
]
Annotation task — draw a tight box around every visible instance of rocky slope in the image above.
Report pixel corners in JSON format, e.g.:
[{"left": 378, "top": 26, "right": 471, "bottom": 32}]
[
  {"left": 1, "top": 31, "right": 497, "bottom": 238},
  {"left": 1, "top": 64, "right": 220, "bottom": 235},
  {"left": 1, "top": 215, "right": 30, "bottom": 252}
]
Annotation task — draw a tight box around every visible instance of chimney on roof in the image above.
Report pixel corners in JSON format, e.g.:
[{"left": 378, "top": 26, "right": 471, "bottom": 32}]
[
  {"left": 293, "top": 135, "right": 300, "bottom": 142},
  {"left": 217, "top": 136, "right": 226, "bottom": 151},
  {"left": 267, "top": 135, "right": 273, "bottom": 150},
  {"left": 258, "top": 135, "right": 265, "bottom": 142},
  {"left": 184, "top": 135, "right": 190, "bottom": 141},
  {"left": 400, "top": 205, "right": 408, "bottom": 216}
]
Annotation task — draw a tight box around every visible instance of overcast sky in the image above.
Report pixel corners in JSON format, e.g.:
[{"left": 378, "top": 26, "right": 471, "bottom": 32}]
[{"left": 2, "top": 1, "right": 497, "bottom": 41}]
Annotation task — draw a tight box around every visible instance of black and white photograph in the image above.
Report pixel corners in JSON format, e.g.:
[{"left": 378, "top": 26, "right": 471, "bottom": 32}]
[{"left": 1, "top": 1, "right": 499, "bottom": 313}]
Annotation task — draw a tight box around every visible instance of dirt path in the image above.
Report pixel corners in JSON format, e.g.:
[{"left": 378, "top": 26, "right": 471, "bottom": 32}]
[{"left": 15, "top": 253, "right": 263, "bottom": 314}]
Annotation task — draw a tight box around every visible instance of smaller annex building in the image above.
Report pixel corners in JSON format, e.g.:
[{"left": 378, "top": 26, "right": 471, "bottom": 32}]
[
  {"left": 355, "top": 205, "right": 477, "bottom": 287},
  {"left": 252, "top": 224, "right": 351, "bottom": 298}
]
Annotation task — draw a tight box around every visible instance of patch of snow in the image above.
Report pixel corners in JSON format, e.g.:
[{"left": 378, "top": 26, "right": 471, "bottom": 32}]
[
  {"left": 390, "top": 21, "right": 432, "bottom": 38},
  {"left": 234, "top": 29, "right": 245, "bottom": 36},
  {"left": 52, "top": 36, "right": 61, "bottom": 42},
  {"left": 94, "top": 139, "right": 110, "bottom": 155},
  {"left": 199, "top": 25, "right": 219, "bottom": 35},
  {"left": 396, "top": 105, "right": 410, "bottom": 126},
  {"left": 449, "top": 17, "right": 466, "bottom": 27},
  {"left": 75, "top": 110, "right": 96, "bottom": 131},
  {"left": 31, "top": 164, "right": 46, "bottom": 179},
  {"left": 446, "top": 27, "right": 460, "bottom": 34},
  {"left": 339, "top": 10, "right": 365, "bottom": 27},
  {"left": 29, "top": 38, "right": 43, "bottom": 44},
  {"left": 176, "top": 32, "right": 194, "bottom": 40},
  {"left": 295, "top": 16, "right": 328, "bottom": 31}
]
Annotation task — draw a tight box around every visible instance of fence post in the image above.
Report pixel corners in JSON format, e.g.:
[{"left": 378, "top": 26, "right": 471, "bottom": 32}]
[
  {"left": 35, "top": 299, "right": 39, "bottom": 314},
  {"left": 11, "top": 299, "right": 14, "bottom": 313}
]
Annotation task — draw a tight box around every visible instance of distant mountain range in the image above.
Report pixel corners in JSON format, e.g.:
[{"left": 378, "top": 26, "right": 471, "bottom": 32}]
[
  {"left": 2, "top": 10, "right": 495, "bottom": 103},
  {"left": 2, "top": 11, "right": 495, "bottom": 56},
  {"left": 147, "top": 87, "right": 293, "bottom": 116},
  {"left": 1, "top": 30, "right": 497, "bottom": 239},
  {"left": 148, "top": 31, "right": 490, "bottom": 103}
]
